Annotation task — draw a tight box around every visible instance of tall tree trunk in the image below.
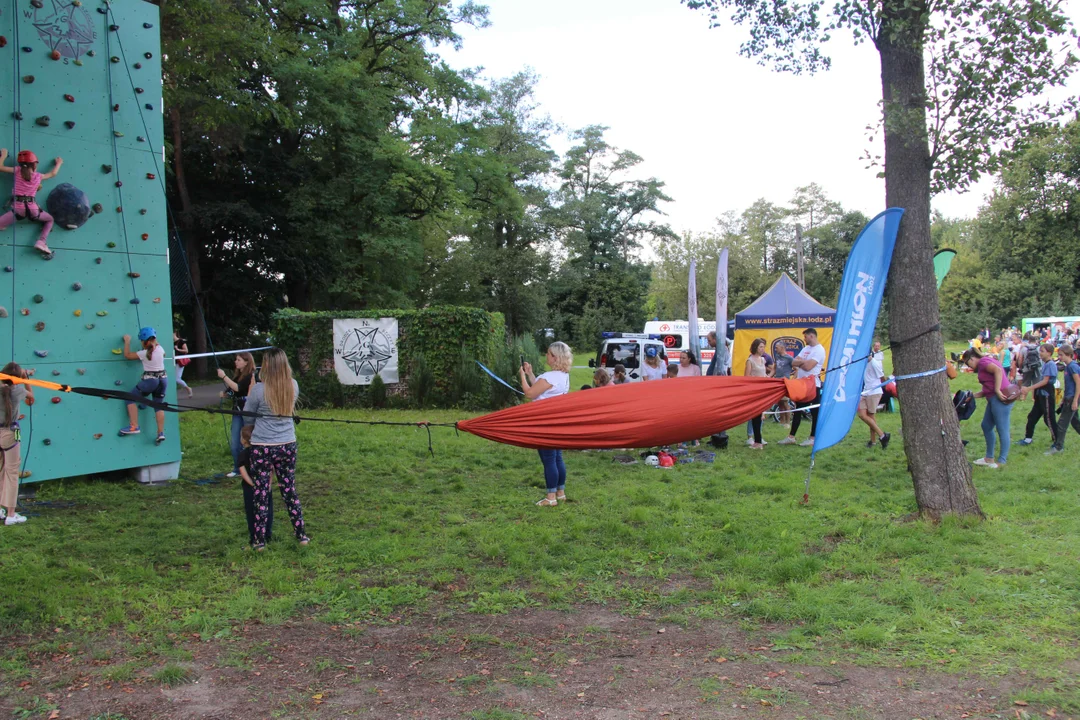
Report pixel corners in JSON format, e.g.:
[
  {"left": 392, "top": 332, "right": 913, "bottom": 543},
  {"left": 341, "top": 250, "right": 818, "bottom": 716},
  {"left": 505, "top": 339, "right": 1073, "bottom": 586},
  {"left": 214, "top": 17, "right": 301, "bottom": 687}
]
[
  {"left": 877, "top": 12, "right": 983, "bottom": 519},
  {"left": 169, "top": 107, "right": 209, "bottom": 377}
]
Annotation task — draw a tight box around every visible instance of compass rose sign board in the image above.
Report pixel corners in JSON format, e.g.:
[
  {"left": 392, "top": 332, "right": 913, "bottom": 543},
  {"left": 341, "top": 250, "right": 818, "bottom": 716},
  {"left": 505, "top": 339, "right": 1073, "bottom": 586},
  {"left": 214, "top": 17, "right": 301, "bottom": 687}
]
[{"left": 333, "top": 319, "right": 400, "bottom": 385}]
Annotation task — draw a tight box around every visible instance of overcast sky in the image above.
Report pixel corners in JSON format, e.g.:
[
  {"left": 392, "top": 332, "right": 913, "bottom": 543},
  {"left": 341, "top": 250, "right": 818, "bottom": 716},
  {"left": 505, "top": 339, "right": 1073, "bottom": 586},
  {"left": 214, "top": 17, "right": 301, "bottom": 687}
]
[{"left": 440, "top": 0, "right": 1077, "bottom": 237}]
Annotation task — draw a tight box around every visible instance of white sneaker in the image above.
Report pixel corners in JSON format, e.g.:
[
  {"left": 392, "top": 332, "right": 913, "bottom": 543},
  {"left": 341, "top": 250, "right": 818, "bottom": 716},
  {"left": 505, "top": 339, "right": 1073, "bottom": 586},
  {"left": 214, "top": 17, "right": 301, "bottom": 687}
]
[
  {"left": 777, "top": 437, "right": 798, "bottom": 445},
  {"left": 5, "top": 513, "right": 27, "bottom": 525},
  {"left": 799, "top": 438, "right": 815, "bottom": 447},
  {"left": 973, "top": 458, "right": 999, "bottom": 469},
  {"left": 746, "top": 438, "right": 755, "bottom": 446},
  {"left": 225, "top": 471, "right": 239, "bottom": 478}
]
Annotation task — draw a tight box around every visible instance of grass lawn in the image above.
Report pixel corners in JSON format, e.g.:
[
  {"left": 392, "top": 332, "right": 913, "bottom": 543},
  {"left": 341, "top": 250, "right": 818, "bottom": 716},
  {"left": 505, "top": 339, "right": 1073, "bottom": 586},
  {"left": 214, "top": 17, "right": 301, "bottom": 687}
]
[{"left": 1, "top": 345, "right": 1078, "bottom": 715}]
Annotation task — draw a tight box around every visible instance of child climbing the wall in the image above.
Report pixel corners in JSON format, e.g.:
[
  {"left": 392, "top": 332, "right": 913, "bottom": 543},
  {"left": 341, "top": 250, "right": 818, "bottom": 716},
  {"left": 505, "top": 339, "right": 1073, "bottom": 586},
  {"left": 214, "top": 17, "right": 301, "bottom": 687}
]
[
  {"left": 0, "top": 363, "right": 34, "bottom": 526},
  {"left": 119, "top": 327, "right": 168, "bottom": 444},
  {"left": 237, "top": 425, "right": 273, "bottom": 547},
  {"left": 0, "top": 149, "right": 63, "bottom": 259}
]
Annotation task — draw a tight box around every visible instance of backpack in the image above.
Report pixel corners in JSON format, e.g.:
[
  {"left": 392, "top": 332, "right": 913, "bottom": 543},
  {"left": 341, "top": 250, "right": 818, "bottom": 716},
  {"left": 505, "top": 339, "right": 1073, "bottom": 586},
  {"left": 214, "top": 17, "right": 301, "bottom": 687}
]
[
  {"left": 1021, "top": 345, "right": 1042, "bottom": 385},
  {"left": 953, "top": 390, "right": 976, "bottom": 421}
]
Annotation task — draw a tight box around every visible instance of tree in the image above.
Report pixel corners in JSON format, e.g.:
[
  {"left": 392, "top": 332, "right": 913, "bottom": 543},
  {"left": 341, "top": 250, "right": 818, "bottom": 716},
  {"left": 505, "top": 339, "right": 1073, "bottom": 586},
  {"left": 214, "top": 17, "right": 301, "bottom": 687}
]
[{"left": 684, "top": 0, "right": 1077, "bottom": 519}]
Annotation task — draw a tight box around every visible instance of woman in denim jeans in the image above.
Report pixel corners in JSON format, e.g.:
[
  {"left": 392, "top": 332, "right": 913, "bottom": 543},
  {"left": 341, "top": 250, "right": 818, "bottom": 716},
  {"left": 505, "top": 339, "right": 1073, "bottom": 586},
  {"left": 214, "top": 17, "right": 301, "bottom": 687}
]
[
  {"left": 519, "top": 342, "right": 572, "bottom": 507},
  {"left": 962, "top": 348, "right": 1013, "bottom": 469}
]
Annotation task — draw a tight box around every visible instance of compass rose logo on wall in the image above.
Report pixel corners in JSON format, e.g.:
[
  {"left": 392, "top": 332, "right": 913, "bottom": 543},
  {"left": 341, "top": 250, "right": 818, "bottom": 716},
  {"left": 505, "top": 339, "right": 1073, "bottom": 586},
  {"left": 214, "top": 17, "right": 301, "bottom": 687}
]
[
  {"left": 339, "top": 327, "right": 395, "bottom": 378},
  {"left": 32, "top": 0, "right": 97, "bottom": 60}
]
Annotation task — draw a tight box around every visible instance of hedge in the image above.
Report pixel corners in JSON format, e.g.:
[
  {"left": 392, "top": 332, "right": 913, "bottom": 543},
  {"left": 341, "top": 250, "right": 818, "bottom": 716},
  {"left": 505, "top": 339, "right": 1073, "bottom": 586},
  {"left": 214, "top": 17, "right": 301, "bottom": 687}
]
[{"left": 272, "top": 306, "right": 506, "bottom": 408}]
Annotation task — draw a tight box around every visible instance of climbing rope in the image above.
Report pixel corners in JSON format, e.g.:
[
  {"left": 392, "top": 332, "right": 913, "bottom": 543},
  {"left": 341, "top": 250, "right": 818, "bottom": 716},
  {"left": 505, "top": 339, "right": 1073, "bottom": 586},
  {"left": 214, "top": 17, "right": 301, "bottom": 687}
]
[
  {"left": 9, "top": 13, "right": 31, "bottom": 481},
  {"left": 103, "top": 16, "right": 142, "bottom": 327}
]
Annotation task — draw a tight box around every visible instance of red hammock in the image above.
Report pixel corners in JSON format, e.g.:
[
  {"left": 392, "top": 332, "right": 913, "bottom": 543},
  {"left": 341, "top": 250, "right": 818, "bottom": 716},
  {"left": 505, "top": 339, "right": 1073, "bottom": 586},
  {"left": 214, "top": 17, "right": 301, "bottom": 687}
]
[{"left": 457, "top": 376, "right": 817, "bottom": 450}]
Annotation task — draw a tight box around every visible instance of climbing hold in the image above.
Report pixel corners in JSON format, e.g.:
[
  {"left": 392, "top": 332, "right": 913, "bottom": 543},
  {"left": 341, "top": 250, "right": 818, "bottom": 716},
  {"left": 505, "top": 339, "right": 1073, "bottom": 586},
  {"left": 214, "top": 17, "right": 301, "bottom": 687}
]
[
  {"left": 34, "top": 350, "right": 48, "bottom": 358},
  {"left": 44, "top": 438, "right": 52, "bottom": 444},
  {"left": 113, "top": 131, "right": 124, "bottom": 137},
  {"left": 93, "top": 433, "right": 102, "bottom": 439},
  {"left": 87, "top": 49, "right": 95, "bottom": 57},
  {"left": 18, "top": 471, "right": 31, "bottom": 479},
  {"left": 49, "top": 398, "right": 59, "bottom": 405},
  {"left": 92, "top": 204, "right": 103, "bottom": 214},
  {"left": 64, "top": 121, "right": 75, "bottom": 129},
  {"left": 110, "top": 24, "right": 119, "bottom": 31},
  {"left": 114, "top": 380, "right": 122, "bottom": 386},
  {"left": 144, "top": 52, "right": 152, "bottom": 59},
  {"left": 0, "top": 308, "right": 7, "bottom": 318},
  {"left": 112, "top": 104, "right": 119, "bottom": 112},
  {"left": 31, "top": 0, "right": 44, "bottom": 7},
  {"left": 73, "top": 309, "right": 82, "bottom": 317},
  {"left": 3, "top": 267, "right": 11, "bottom": 273},
  {"left": 0, "top": 37, "right": 5, "bottom": 49},
  {"left": 74, "top": 59, "right": 82, "bottom": 67},
  {"left": 110, "top": 56, "right": 119, "bottom": 63},
  {"left": 71, "top": 282, "right": 82, "bottom": 291},
  {"left": 134, "top": 63, "right": 142, "bottom": 70},
  {"left": 139, "top": 209, "right": 147, "bottom": 215},
  {"left": 130, "top": 298, "right": 140, "bottom": 305},
  {"left": 35, "top": 116, "right": 50, "bottom": 127},
  {"left": 85, "top": 324, "right": 95, "bottom": 329},
  {"left": 108, "top": 297, "right": 117, "bottom": 302},
  {"left": 51, "top": 370, "right": 59, "bottom": 376},
  {"left": 77, "top": 368, "right": 86, "bottom": 375},
  {"left": 144, "top": 104, "right": 153, "bottom": 111},
  {"left": 22, "top": 75, "right": 34, "bottom": 84},
  {"left": 107, "top": 242, "right": 116, "bottom": 248},
  {"left": 21, "top": 47, "right": 32, "bottom": 53},
  {"left": 96, "top": 311, "right": 108, "bottom": 317},
  {"left": 50, "top": 50, "right": 61, "bottom": 61},
  {"left": 143, "top": 22, "right": 153, "bottom": 29},
  {"left": 110, "top": 348, "right": 122, "bottom": 355},
  {"left": 128, "top": 272, "right": 141, "bottom": 278},
  {"left": 115, "top": 181, "right": 123, "bottom": 188},
  {"left": 152, "top": 297, "right": 161, "bottom": 304},
  {"left": 11, "top": 112, "right": 22, "bottom": 121},
  {"left": 20, "top": 309, "right": 29, "bottom": 316},
  {"left": 64, "top": 94, "right": 74, "bottom": 102},
  {"left": 46, "top": 184, "right": 91, "bottom": 230},
  {"left": 102, "top": 164, "right": 113, "bottom": 173},
  {"left": 136, "top": 137, "right": 145, "bottom": 143},
  {"left": 146, "top": 173, "right": 155, "bottom": 180},
  {"left": 32, "top": 294, "right": 44, "bottom": 304},
  {"left": 141, "top": 233, "right": 148, "bottom": 240},
  {"left": 115, "top": 207, "right": 122, "bottom": 213},
  {"left": 135, "top": 87, "right": 144, "bottom": 94},
  {"left": 94, "top": 257, "right": 102, "bottom": 264},
  {"left": 34, "top": 322, "right": 45, "bottom": 331}
]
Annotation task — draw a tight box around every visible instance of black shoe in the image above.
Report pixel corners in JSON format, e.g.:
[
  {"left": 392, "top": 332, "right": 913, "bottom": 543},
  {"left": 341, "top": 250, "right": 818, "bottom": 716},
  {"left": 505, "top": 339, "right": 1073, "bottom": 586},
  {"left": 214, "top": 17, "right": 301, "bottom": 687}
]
[
  {"left": 880, "top": 432, "right": 891, "bottom": 451},
  {"left": 866, "top": 441, "right": 876, "bottom": 448}
]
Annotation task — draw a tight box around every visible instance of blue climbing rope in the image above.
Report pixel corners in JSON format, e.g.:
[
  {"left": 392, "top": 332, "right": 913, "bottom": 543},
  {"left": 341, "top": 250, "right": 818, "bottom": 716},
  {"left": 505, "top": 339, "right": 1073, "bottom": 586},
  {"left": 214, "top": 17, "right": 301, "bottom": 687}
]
[
  {"left": 103, "top": 16, "right": 142, "bottom": 328},
  {"left": 9, "top": 10, "right": 31, "bottom": 482}
]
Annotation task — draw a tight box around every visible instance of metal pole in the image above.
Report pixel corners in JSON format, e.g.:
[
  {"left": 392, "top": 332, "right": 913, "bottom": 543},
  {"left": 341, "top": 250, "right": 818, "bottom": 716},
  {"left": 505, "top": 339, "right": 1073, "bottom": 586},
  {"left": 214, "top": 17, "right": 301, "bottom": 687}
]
[{"left": 795, "top": 223, "right": 805, "bottom": 289}]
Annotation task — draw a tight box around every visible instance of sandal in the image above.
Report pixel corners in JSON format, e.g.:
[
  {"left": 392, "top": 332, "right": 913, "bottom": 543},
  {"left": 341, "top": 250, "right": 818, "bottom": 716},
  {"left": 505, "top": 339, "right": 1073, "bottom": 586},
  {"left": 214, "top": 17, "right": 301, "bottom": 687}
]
[
  {"left": 536, "top": 497, "right": 557, "bottom": 507},
  {"left": 298, "top": 535, "right": 310, "bottom": 545},
  {"left": 555, "top": 494, "right": 567, "bottom": 502}
]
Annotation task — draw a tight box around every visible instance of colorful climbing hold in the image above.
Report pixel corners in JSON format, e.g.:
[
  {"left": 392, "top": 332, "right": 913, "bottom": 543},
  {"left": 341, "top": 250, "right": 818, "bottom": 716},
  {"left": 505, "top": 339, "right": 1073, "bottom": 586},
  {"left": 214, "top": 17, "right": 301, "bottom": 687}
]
[
  {"left": 72, "top": 282, "right": 82, "bottom": 291},
  {"left": 49, "top": 398, "right": 60, "bottom": 405},
  {"left": 144, "top": 104, "right": 153, "bottom": 110},
  {"left": 22, "top": 75, "right": 34, "bottom": 84},
  {"left": 85, "top": 324, "right": 95, "bottom": 329},
  {"left": 114, "top": 380, "right": 122, "bottom": 386},
  {"left": 113, "top": 131, "right": 124, "bottom": 137},
  {"left": 73, "top": 309, "right": 82, "bottom": 317},
  {"left": 115, "top": 181, "right": 123, "bottom": 188},
  {"left": 31, "top": 0, "right": 44, "bottom": 7},
  {"left": 34, "top": 350, "right": 48, "bottom": 358},
  {"left": 110, "top": 56, "right": 119, "bottom": 63},
  {"left": 130, "top": 298, "right": 140, "bottom": 304},
  {"left": 108, "top": 298, "right": 117, "bottom": 302},
  {"left": 96, "top": 311, "right": 108, "bottom": 317},
  {"left": 32, "top": 294, "right": 43, "bottom": 304},
  {"left": 93, "top": 433, "right": 103, "bottom": 439},
  {"left": 128, "top": 272, "right": 141, "bottom": 278},
  {"left": 64, "top": 121, "right": 75, "bottom": 129},
  {"left": 35, "top": 116, "right": 50, "bottom": 127},
  {"left": 0, "top": 308, "right": 7, "bottom": 319},
  {"left": 94, "top": 257, "right": 102, "bottom": 263},
  {"left": 153, "top": 298, "right": 161, "bottom": 303},
  {"left": 44, "top": 437, "right": 52, "bottom": 444},
  {"left": 3, "top": 267, "right": 11, "bottom": 273},
  {"left": 110, "top": 348, "right": 122, "bottom": 355},
  {"left": 139, "top": 209, "right": 147, "bottom": 215},
  {"left": 136, "top": 137, "right": 145, "bottom": 143},
  {"left": 19, "top": 471, "right": 31, "bottom": 479},
  {"left": 107, "top": 241, "right": 116, "bottom": 248},
  {"left": 50, "top": 50, "right": 61, "bottom": 61},
  {"left": 21, "top": 47, "right": 32, "bottom": 53},
  {"left": 11, "top": 112, "right": 22, "bottom": 121},
  {"left": 146, "top": 173, "right": 155, "bottom": 180},
  {"left": 135, "top": 87, "right": 144, "bottom": 94},
  {"left": 78, "top": 369, "right": 86, "bottom": 375},
  {"left": 20, "top": 309, "right": 29, "bottom": 316},
  {"left": 144, "top": 52, "right": 152, "bottom": 59},
  {"left": 92, "top": 204, "right": 103, "bottom": 214},
  {"left": 0, "top": 37, "right": 5, "bottom": 49},
  {"left": 102, "top": 165, "right": 112, "bottom": 173},
  {"left": 74, "top": 59, "right": 82, "bottom": 67},
  {"left": 51, "top": 370, "right": 60, "bottom": 376},
  {"left": 141, "top": 234, "right": 149, "bottom": 240},
  {"left": 144, "top": 22, "right": 153, "bottom": 28},
  {"left": 64, "top": 94, "right": 74, "bottom": 102},
  {"left": 86, "top": 49, "right": 94, "bottom": 56},
  {"left": 34, "top": 322, "right": 44, "bottom": 331},
  {"left": 110, "top": 24, "right": 119, "bottom": 31}
]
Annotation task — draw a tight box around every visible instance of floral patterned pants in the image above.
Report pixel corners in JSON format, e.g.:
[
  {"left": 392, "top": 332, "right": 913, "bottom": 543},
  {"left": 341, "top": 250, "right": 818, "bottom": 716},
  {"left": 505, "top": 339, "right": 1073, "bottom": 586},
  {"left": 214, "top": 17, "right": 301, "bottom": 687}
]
[{"left": 249, "top": 442, "right": 306, "bottom": 545}]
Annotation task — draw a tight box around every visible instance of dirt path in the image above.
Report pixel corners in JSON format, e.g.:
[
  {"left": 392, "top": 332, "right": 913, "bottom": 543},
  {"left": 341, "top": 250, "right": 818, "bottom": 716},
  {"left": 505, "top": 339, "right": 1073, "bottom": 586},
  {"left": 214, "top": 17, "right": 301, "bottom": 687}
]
[{"left": 0, "top": 608, "right": 1050, "bottom": 719}]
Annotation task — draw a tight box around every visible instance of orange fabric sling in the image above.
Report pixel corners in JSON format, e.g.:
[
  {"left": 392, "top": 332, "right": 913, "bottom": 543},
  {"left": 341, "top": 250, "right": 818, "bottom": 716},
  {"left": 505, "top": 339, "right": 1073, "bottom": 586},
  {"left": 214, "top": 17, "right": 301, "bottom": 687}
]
[{"left": 458, "top": 376, "right": 817, "bottom": 450}]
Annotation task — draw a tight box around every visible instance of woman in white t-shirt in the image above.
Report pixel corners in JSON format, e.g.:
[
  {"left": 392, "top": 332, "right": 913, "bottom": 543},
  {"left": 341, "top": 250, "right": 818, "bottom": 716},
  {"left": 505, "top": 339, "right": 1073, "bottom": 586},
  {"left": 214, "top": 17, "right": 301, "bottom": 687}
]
[
  {"left": 519, "top": 341, "right": 572, "bottom": 507},
  {"left": 641, "top": 345, "right": 666, "bottom": 381}
]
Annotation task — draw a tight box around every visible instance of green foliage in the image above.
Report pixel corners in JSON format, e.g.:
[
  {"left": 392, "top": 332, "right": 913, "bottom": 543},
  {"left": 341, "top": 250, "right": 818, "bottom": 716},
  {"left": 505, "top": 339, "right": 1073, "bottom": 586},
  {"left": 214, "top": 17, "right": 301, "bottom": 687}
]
[
  {"left": 408, "top": 355, "right": 437, "bottom": 409},
  {"left": 368, "top": 374, "right": 387, "bottom": 409},
  {"left": 271, "top": 306, "right": 505, "bottom": 409}
]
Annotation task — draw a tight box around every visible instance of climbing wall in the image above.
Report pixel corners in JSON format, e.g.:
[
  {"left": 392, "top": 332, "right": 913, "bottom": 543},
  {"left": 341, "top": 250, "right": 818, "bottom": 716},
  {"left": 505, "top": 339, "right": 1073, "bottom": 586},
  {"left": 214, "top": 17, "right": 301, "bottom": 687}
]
[{"left": 0, "top": 0, "right": 179, "bottom": 483}]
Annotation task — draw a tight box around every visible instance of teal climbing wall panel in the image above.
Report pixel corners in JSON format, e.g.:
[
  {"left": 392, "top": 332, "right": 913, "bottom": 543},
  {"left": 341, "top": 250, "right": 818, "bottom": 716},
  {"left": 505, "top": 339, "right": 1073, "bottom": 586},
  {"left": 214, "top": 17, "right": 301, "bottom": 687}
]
[{"left": 0, "top": 0, "right": 179, "bottom": 483}]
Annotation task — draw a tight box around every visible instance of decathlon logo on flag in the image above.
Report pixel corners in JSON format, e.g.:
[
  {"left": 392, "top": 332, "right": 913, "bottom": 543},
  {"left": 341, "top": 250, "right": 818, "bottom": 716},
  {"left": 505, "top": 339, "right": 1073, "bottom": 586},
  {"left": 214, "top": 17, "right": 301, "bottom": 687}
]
[
  {"left": 832, "top": 271, "right": 875, "bottom": 403},
  {"left": 813, "top": 208, "right": 905, "bottom": 456}
]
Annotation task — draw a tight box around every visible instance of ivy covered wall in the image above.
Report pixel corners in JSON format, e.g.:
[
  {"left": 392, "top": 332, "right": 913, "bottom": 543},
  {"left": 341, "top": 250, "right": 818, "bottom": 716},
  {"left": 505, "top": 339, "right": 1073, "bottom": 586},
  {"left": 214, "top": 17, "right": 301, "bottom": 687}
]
[{"left": 272, "top": 307, "right": 506, "bottom": 408}]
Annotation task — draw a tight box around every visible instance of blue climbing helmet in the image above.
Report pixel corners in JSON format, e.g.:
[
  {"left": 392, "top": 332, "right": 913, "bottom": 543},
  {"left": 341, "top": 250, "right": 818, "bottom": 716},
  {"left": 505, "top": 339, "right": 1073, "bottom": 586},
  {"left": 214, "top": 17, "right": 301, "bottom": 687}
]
[{"left": 137, "top": 326, "right": 157, "bottom": 343}]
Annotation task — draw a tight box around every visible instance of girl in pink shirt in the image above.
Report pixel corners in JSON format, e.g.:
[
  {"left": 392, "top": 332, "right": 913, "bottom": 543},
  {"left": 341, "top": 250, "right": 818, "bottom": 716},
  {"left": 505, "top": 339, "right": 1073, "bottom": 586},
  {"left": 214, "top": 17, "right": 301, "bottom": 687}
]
[{"left": 0, "top": 149, "right": 63, "bottom": 258}]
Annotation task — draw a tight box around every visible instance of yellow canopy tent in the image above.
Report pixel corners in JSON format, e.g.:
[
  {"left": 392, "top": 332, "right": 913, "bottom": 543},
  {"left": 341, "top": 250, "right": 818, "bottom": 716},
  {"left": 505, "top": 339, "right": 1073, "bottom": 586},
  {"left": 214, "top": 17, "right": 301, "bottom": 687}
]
[{"left": 731, "top": 274, "right": 835, "bottom": 377}]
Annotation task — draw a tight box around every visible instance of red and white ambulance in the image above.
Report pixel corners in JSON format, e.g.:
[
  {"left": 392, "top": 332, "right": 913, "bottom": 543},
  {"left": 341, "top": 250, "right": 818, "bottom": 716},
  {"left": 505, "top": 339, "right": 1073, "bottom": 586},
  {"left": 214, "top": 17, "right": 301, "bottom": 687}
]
[{"left": 643, "top": 319, "right": 716, "bottom": 367}]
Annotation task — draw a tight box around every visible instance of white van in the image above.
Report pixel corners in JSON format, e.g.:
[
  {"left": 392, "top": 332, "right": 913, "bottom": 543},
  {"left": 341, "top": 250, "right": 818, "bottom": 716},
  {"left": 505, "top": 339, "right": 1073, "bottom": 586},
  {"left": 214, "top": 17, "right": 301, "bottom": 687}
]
[{"left": 589, "top": 333, "right": 670, "bottom": 382}]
